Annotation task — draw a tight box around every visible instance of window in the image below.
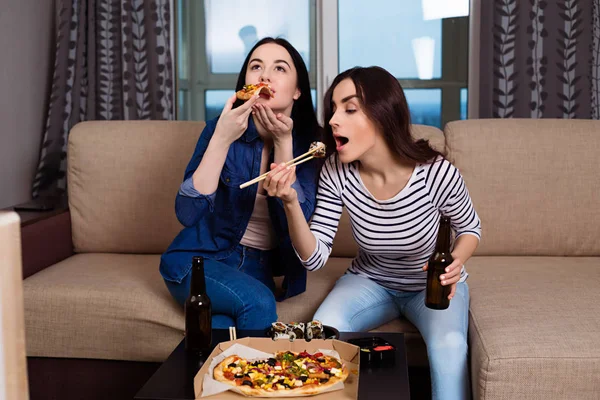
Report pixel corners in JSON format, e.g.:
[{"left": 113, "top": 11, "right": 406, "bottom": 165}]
[
  {"left": 176, "top": 0, "right": 316, "bottom": 121},
  {"left": 176, "top": 0, "right": 469, "bottom": 127}
]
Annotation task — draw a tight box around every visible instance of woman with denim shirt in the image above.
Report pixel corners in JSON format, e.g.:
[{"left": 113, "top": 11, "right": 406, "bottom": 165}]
[{"left": 160, "top": 38, "right": 322, "bottom": 331}]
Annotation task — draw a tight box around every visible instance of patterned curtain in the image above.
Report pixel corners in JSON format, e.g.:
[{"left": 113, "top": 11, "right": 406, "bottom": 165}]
[
  {"left": 33, "top": 0, "right": 174, "bottom": 198},
  {"left": 479, "top": 0, "right": 600, "bottom": 119}
]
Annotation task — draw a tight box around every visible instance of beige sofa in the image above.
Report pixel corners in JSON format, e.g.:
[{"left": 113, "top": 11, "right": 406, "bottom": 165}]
[{"left": 23, "top": 119, "right": 600, "bottom": 399}]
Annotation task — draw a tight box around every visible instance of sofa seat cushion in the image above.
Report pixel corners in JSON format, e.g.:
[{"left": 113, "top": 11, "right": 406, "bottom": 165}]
[
  {"left": 23, "top": 254, "right": 184, "bottom": 362},
  {"left": 23, "top": 254, "right": 423, "bottom": 363},
  {"left": 467, "top": 256, "right": 600, "bottom": 399}
]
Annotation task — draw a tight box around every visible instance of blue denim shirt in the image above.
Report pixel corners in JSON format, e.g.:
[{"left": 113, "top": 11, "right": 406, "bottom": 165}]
[{"left": 159, "top": 117, "right": 319, "bottom": 300}]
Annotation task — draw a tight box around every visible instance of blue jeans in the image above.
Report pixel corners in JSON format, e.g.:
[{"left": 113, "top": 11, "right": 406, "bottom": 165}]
[
  {"left": 314, "top": 273, "right": 470, "bottom": 400},
  {"left": 163, "top": 244, "right": 278, "bottom": 330}
]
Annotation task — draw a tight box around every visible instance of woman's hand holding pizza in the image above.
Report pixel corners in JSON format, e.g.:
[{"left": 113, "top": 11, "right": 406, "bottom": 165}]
[{"left": 214, "top": 93, "right": 259, "bottom": 146}]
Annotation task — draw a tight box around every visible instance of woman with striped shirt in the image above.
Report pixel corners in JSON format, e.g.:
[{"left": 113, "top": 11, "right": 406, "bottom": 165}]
[{"left": 264, "top": 66, "right": 481, "bottom": 400}]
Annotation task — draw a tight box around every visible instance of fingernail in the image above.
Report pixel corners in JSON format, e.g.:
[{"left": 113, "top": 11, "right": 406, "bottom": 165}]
[
  {"left": 440, "top": 275, "right": 445, "bottom": 280},
  {"left": 442, "top": 281, "right": 447, "bottom": 285},
  {"left": 445, "top": 268, "right": 449, "bottom": 272}
]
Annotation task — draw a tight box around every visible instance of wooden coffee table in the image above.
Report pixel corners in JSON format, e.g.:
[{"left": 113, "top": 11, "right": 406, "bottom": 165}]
[{"left": 135, "top": 329, "right": 410, "bottom": 399}]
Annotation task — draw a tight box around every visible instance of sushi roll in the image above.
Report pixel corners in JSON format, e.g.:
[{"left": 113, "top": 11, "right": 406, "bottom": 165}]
[{"left": 306, "top": 320, "right": 324, "bottom": 339}]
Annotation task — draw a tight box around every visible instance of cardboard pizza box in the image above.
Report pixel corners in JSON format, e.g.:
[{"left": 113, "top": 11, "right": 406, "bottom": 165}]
[{"left": 194, "top": 337, "right": 360, "bottom": 399}]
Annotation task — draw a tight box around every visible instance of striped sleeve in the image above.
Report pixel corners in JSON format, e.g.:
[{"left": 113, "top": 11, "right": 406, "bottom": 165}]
[
  {"left": 427, "top": 158, "right": 482, "bottom": 240},
  {"left": 295, "top": 154, "right": 346, "bottom": 271}
]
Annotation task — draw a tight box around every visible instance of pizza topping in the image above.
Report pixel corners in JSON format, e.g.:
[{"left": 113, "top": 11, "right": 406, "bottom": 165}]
[
  {"left": 218, "top": 351, "right": 346, "bottom": 392},
  {"left": 241, "top": 83, "right": 274, "bottom": 96}
]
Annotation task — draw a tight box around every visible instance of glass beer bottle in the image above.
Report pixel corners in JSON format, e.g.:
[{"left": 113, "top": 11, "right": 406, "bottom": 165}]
[
  {"left": 425, "top": 216, "right": 453, "bottom": 310},
  {"left": 185, "top": 256, "right": 212, "bottom": 354}
]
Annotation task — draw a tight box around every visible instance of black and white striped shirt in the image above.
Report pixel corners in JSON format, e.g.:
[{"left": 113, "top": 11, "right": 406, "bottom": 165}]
[{"left": 299, "top": 154, "right": 482, "bottom": 292}]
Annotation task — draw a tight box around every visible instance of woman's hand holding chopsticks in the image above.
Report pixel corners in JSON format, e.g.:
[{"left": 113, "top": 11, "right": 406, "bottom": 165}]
[{"left": 263, "top": 163, "right": 298, "bottom": 204}]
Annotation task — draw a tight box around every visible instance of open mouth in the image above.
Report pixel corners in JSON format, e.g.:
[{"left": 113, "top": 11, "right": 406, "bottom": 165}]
[{"left": 334, "top": 136, "right": 349, "bottom": 150}]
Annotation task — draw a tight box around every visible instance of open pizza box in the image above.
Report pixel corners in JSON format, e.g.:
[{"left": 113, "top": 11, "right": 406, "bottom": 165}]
[{"left": 194, "top": 337, "right": 360, "bottom": 399}]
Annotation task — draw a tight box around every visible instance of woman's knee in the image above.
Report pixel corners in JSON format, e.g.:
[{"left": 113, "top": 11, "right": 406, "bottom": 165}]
[
  {"left": 313, "top": 313, "right": 353, "bottom": 332},
  {"left": 240, "top": 280, "right": 277, "bottom": 320},
  {"left": 313, "top": 305, "right": 354, "bottom": 332},
  {"left": 253, "top": 286, "right": 277, "bottom": 316},
  {"left": 427, "top": 330, "right": 468, "bottom": 355}
]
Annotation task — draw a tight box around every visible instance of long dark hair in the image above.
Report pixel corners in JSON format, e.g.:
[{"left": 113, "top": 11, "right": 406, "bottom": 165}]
[
  {"left": 323, "top": 66, "right": 444, "bottom": 162},
  {"left": 233, "top": 37, "right": 321, "bottom": 148}
]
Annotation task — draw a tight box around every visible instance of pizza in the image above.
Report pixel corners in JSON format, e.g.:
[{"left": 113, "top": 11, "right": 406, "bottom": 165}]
[
  {"left": 213, "top": 350, "right": 349, "bottom": 396},
  {"left": 236, "top": 83, "right": 275, "bottom": 101}
]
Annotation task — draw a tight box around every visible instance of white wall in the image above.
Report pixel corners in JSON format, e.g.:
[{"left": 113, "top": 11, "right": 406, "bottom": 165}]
[{"left": 0, "top": 0, "right": 55, "bottom": 209}]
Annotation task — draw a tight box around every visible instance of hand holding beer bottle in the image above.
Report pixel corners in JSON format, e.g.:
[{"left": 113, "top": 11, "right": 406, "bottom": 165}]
[{"left": 424, "top": 216, "right": 464, "bottom": 309}]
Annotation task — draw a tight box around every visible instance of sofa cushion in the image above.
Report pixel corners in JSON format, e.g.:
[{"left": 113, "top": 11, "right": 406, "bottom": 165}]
[
  {"left": 467, "top": 256, "right": 600, "bottom": 399},
  {"left": 67, "top": 122, "right": 443, "bottom": 257},
  {"left": 24, "top": 254, "right": 424, "bottom": 363},
  {"left": 23, "top": 254, "right": 184, "bottom": 362},
  {"left": 445, "top": 119, "right": 600, "bottom": 256},
  {"left": 67, "top": 121, "right": 204, "bottom": 254}
]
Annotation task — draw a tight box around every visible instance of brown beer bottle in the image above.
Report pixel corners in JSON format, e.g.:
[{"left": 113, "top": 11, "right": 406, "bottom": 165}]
[
  {"left": 185, "top": 256, "right": 212, "bottom": 354},
  {"left": 425, "top": 216, "right": 453, "bottom": 310}
]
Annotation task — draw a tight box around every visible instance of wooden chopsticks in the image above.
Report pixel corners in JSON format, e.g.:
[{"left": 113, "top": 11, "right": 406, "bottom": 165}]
[{"left": 239, "top": 143, "right": 324, "bottom": 189}]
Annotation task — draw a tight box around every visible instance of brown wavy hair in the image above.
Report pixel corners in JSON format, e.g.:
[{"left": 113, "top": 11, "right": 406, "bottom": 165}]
[{"left": 322, "top": 66, "right": 444, "bottom": 162}]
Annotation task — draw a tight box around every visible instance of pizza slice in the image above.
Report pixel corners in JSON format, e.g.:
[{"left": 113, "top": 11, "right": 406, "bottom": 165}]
[
  {"left": 213, "top": 350, "right": 349, "bottom": 396},
  {"left": 236, "top": 82, "right": 275, "bottom": 101}
]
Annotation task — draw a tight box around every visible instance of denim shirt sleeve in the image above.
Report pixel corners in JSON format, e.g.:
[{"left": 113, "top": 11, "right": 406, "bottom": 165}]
[{"left": 175, "top": 121, "right": 218, "bottom": 227}]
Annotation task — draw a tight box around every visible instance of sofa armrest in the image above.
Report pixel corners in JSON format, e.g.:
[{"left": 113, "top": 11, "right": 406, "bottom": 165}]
[{"left": 20, "top": 209, "right": 74, "bottom": 279}]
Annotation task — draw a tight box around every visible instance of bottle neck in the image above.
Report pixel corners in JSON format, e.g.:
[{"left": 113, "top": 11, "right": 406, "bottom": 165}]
[
  {"left": 190, "top": 258, "right": 207, "bottom": 294},
  {"left": 435, "top": 217, "right": 452, "bottom": 254}
]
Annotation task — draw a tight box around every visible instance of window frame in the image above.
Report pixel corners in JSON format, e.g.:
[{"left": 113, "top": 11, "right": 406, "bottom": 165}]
[
  {"left": 174, "top": 0, "right": 478, "bottom": 125},
  {"left": 175, "top": 0, "right": 317, "bottom": 121}
]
